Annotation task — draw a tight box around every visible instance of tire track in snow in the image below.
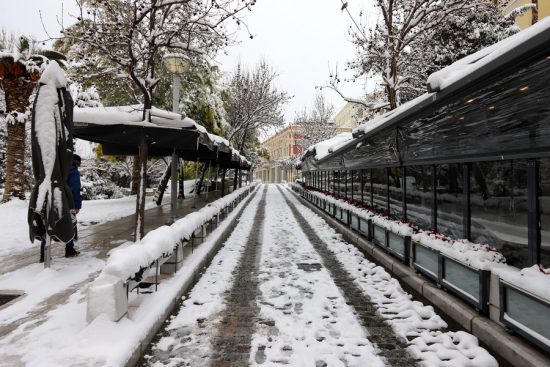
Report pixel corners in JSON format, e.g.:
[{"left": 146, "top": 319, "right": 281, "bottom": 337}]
[
  {"left": 251, "top": 185, "right": 385, "bottom": 367},
  {"left": 208, "top": 186, "right": 267, "bottom": 366},
  {"left": 142, "top": 186, "right": 265, "bottom": 367},
  {"left": 277, "top": 186, "right": 419, "bottom": 367}
]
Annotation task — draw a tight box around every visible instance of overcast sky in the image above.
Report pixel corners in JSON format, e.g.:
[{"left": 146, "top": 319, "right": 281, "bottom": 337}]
[{"left": 0, "top": 0, "right": 377, "bottom": 120}]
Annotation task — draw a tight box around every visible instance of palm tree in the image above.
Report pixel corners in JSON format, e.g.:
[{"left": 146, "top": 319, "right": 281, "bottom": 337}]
[{"left": 0, "top": 37, "right": 65, "bottom": 202}]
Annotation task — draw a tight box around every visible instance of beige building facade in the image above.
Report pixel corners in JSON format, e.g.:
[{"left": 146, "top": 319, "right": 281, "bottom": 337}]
[
  {"left": 254, "top": 125, "right": 303, "bottom": 183},
  {"left": 505, "top": 0, "right": 549, "bottom": 29}
]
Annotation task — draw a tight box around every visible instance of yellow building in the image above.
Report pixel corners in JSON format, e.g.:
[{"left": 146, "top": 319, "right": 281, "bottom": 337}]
[
  {"left": 504, "top": 0, "right": 549, "bottom": 29},
  {"left": 334, "top": 102, "right": 359, "bottom": 129},
  {"left": 254, "top": 125, "right": 304, "bottom": 183}
]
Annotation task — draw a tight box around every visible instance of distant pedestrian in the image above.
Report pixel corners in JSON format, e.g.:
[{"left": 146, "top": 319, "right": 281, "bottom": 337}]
[{"left": 39, "top": 154, "right": 82, "bottom": 262}]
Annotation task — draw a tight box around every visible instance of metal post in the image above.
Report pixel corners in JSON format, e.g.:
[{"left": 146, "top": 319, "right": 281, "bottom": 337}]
[
  {"left": 193, "top": 158, "right": 199, "bottom": 208},
  {"left": 44, "top": 233, "right": 51, "bottom": 268},
  {"left": 171, "top": 149, "right": 178, "bottom": 221}
]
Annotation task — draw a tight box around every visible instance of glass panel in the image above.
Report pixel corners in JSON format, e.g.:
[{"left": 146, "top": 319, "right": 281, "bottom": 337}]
[
  {"left": 362, "top": 169, "right": 372, "bottom": 208},
  {"left": 505, "top": 286, "right": 550, "bottom": 341},
  {"left": 351, "top": 214, "right": 360, "bottom": 230},
  {"left": 388, "top": 232, "right": 405, "bottom": 256},
  {"left": 372, "top": 168, "right": 388, "bottom": 214},
  {"left": 471, "top": 160, "right": 529, "bottom": 269},
  {"left": 540, "top": 159, "right": 550, "bottom": 268},
  {"left": 373, "top": 225, "right": 386, "bottom": 246},
  {"left": 415, "top": 243, "right": 439, "bottom": 277},
  {"left": 389, "top": 167, "right": 403, "bottom": 219},
  {"left": 444, "top": 258, "right": 479, "bottom": 302},
  {"left": 406, "top": 165, "right": 433, "bottom": 231},
  {"left": 437, "top": 164, "right": 463, "bottom": 238},
  {"left": 352, "top": 170, "right": 361, "bottom": 202},
  {"left": 359, "top": 217, "right": 370, "bottom": 236}
]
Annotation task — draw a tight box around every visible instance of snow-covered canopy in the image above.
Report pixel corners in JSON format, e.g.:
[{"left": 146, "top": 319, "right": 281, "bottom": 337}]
[
  {"left": 427, "top": 17, "right": 550, "bottom": 92},
  {"left": 74, "top": 105, "right": 207, "bottom": 133},
  {"left": 304, "top": 133, "right": 353, "bottom": 161}
]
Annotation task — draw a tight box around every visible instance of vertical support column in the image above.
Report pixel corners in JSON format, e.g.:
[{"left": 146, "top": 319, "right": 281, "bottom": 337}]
[
  {"left": 171, "top": 150, "right": 178, "bottom": 221},
  {"left": 528, "top": 159, "right": 540, "bottom": 265},
  {"left": 369, "top": 168, "right": 374, "bottom": 208},
  {"left": 178, "top": 159, "right": 185, "bottom": 199},
  {"left": 463, "top": 163, "right": 471, "bottom": 240},
  {"left": 135, "top": 128, "right": 148, "bottom": 241},
  {"left": 360, "top": 169, "right": 364, "bottom": 205},
  {"left": 432, "top": 165, "right": 438, "bottom": 231},
  {"left": 192, "top": 158, "right": 199, "bottom": 208},
  {"left": 402, "top": 166, "right": 407, "bottom": 221},
  {"left": 44, "top": 233, "right": 51, "bottom": 268},
  {"left": 386, "top": 167, "right": 390, "bottom": 214},
  {"left": 344, "top": 170, "right": 348, "bottom": 199},
  {"left": 350, "top": 170, "right": 354, "bottom": 202}
]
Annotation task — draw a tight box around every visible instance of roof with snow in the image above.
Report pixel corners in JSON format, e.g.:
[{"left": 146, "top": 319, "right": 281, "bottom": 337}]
[
  {"left": 302, "top": 18, "right": 550, "bottom": 171},
  {"left": 73, "top": 105, "right": 250, "bottom": 169}
]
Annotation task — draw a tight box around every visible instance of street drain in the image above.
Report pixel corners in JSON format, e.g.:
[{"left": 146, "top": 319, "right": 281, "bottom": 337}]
[{"left": 297, "top": 263, "right": 322, "bottom": 272}]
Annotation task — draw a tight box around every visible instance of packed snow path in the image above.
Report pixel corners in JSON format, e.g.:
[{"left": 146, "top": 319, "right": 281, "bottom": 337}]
[{"left": 143, "top": 185, "right": 497, "bottom": 367}]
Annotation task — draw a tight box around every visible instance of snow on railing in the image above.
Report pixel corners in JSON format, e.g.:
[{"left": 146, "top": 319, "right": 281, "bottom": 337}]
[
  {"left": 104, "top": 183, "right": 258, "bottom": 281},
  {"left": 87, "top": 183, "right": 257, "bottom": 322},
  {"left": 291, "top": 183, "right": 505, "bottom": 270}
]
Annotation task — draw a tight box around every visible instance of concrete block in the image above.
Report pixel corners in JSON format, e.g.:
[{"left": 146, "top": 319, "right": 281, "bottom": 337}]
[
  {"left": 371, "top": 247, "right": 394, "bottom": 271},
  {"left": 472, "top": 317, "right": 550, "bottom": 367},
  {"left": 393, "top": 262, "right": 425, "bottom": 294},
  {"left": 87, "top": 274, "right": 128, "bottom": 323},
  {"left": 422, "top": 282, "right": 477, "bottom": 331}
]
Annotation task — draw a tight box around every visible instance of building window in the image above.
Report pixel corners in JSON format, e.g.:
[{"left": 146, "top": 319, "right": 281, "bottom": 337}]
[
  {"left": 371, "top": 168, "right": 387, "bottom": 214},
  {"left": 406, "top": 165, "right": 433, "bottom": 231},
  {"left": 436, "top": 164, "right": 463, "bottom": 239},
  {"left": 539, "top": 159, "right": 550, "bottom": 268},
  {"left": 388, "top": 167, "right": 403, "bottom": 219},
  {"left": 470, "top": 160, "right": 529, "bottom": 269}
]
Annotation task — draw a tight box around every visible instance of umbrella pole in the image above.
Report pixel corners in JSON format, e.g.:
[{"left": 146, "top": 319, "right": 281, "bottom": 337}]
[
  {"left": 135, "top": 129, "right": 148, "bottom": 241},
  {"left": 171, "top": 149, "right": 178, "bottom": 222},
  {"left": 44, "top": 233, "right": 51, "bottom": 268},
  {"left": 192, "top": 158, "right": 199, "bottom": 208}
]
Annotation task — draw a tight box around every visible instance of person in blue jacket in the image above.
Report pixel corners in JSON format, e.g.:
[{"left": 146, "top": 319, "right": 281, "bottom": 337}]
[{"left": 40, "top": 154, "right": 82, "bottom": 262}]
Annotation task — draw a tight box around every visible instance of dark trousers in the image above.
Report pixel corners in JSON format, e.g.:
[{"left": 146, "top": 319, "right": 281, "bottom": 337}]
[{"left": 40, "top": 239, "right": 76, "bottom": 258}]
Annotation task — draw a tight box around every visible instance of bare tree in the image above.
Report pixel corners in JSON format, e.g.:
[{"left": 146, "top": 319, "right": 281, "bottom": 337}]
[
  {"left": 342, "top": 0, "right": 475, "bottom": 110},
  {"left": 225, "top": 60, "right": 290, "bottom": 151},
  {"left": 58, "top": 0, "right": 256, "bottom": 239},
  {"left": 294, "top": 91, "right": 338, "bottom": 150}
]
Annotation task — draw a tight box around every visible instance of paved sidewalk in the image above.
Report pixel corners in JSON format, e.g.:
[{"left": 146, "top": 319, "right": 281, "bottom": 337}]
[{"left": 0, "top": 190, "right": 229, "bottom": 276}]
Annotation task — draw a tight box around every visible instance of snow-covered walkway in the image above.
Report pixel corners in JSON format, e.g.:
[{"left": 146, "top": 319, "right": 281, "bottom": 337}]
[{"left": 144, "top": 185, "right": 498, "bottom": 367}]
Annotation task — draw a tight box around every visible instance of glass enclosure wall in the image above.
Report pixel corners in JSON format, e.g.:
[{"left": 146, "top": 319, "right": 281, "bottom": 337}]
[
  {"left": 540, "top": 159, "right": 550, "bottom": 268},
  {"left": 362, "top": 169, "right": 372, "bottom": 208},
  {"left": 372, "top": 168, "right": 388, "bottom": 214},
  {"left": 388, "top": 167, "right": 403, "bottom": 219},
  {"left": 305, "top": 156, "right": 550, "bottom": 270},
  {"left": 470, "top": 160, "right": 529, "bottom": 269},
  {"left": 437, "top": 164, "right": 463, "bottom": 239},
  {"left": 406, "top": 165, "right": 433, "bottom": 231}
]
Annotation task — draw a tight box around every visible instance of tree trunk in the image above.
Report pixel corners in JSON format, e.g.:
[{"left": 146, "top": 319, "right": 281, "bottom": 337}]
[
  {"left": 196, "top": 162, "right": 208, "bottom": 195},
  {"left": 130, "top": 155, "right": 140, "bottom": 195},
  {"left": 1, "top": 78, "right": 35, "bottom": 202},
  {"left": 532, "top": 0, "right": 539, "bottom": 24},
  {"left": 153, "top": 162, "right": 171, "bottom": 206},
  {"left": 178, "top": 160, "right": 185, "bottom": 199}
]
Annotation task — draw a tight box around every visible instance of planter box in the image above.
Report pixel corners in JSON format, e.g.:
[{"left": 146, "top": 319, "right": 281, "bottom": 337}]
[
  {"left": 440, "top": 256, "right": 490, "bottom": 314},
  {"left": 372, "top": 224, "right": 387, "bottom": 247},
  {"left": 412, "top": 241, "right": 440, "bottom": 282},
  {"left": 358, "top": 217, "right": 372, "bottom": 240},
  {"left": 499, "top": 281, "right": 550, "bottom": 353},
  {"left": 350, "top": 213, "right": 360, "bottom": 231},
  {"left": 326, "top": 202, "right": 335, "bottom": 216},
  {"left": 387, "top": 232, "right": 410, "bottom": 263},
  {"left": 336, "top": 207, "right": 349, "bottom": 225}
]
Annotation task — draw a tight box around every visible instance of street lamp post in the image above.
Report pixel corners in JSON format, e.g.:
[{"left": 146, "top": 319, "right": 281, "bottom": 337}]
[{"left": 164, "top": 54, "right": 191, "bottom": 220}]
